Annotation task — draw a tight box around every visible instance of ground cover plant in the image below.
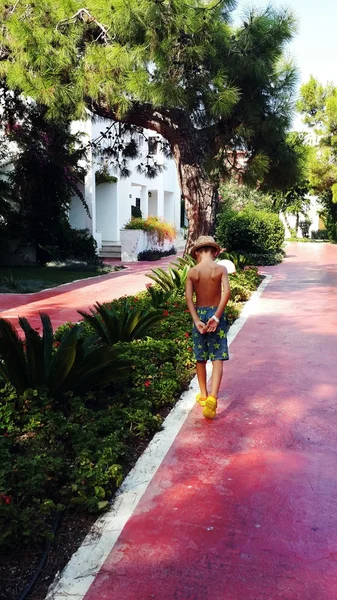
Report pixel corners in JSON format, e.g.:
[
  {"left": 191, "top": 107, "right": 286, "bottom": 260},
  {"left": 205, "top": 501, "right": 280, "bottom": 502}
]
[
  {"left": 0, "top": 263, "right": 120, "bottom": 293},
  {"left": 0, "top": 265, "right": 262, "bottom": 599}
]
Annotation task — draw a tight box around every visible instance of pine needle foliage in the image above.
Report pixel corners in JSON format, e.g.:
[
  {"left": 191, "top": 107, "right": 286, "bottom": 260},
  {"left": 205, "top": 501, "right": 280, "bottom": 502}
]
[{"left": 0, "top": 0, "right": 299, "bottom": 246}]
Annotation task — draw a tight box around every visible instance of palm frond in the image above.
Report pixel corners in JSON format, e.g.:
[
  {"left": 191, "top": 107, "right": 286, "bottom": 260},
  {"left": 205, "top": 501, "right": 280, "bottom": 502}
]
[
  {"left": 46, "top": 325, "right": 80, "bottom": 395},
  {"left": 0, "top": 318, "right": 29, "bottom": 393},
  {"left": 18, "top": 317, "right": 44, "bottom": 386},
  {"left": 40, "top": 312, "right": 54, "bottom": 369}
]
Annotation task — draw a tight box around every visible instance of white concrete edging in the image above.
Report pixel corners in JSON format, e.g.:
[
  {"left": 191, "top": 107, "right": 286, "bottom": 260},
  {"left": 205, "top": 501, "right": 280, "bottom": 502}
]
[{"left": 46, "top": 274, "right": 272, "bottom": 600}]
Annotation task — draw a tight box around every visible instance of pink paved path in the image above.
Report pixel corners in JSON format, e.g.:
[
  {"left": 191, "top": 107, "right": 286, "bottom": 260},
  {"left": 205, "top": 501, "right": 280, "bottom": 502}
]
[
  {"left": 0, "top": 255, "right": 179, "bottom": 330},
  {"left": 82, "top": 243, "right": 337, "bottom": 600}
]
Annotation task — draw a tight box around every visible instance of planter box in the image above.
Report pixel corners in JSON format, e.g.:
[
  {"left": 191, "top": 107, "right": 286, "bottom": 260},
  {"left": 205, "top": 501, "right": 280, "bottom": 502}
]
[{"left": 120, "top": 229, "right": 175, "bottom": 262}]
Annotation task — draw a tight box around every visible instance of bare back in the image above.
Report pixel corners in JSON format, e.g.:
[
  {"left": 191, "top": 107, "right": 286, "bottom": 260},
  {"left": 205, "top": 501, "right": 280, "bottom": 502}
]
[{"left": 189, "top": 262, "right": 225, "bottom": 306}]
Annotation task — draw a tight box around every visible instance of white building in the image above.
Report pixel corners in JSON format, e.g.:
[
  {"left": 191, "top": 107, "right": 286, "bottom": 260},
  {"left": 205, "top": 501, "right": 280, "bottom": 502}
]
[
  {"left": 69, "top": 119, "right": 182, "bottom": 258},
  {"left": 279, "top": 195, "right": 325, "bottom": 238}
]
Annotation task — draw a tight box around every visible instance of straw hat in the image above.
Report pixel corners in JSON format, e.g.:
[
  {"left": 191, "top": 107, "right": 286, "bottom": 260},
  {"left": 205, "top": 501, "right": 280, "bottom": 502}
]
[{"left": 190, "top": 235, "right": 221, "bottom": 259}]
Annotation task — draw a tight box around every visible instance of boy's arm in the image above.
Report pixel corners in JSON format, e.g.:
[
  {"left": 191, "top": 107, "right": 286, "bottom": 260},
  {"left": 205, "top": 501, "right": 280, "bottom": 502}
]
[
  {"left": 185, "top": 272, "right": 206, "bottom": 334},
  {"left": 206, "top": 268, "right": 231, "bottom": 333}
]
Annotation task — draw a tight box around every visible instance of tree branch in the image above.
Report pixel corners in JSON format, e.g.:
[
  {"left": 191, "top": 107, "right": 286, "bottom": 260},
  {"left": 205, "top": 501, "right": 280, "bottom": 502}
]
[
  {"left": 9, "top": 0, "right": 22, "bottom": 14},
  {"left": 56, "top": 9, "right": 111, "bottom": 44}
]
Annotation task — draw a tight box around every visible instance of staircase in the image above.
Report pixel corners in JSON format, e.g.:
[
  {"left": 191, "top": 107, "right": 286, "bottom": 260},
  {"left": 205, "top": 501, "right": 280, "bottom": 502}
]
[
  {"left": 99, "top": 232, "right": 186, "bottom": 261},
  {"left": 99, "top": 241, "right": 121, "bottom": 260}
]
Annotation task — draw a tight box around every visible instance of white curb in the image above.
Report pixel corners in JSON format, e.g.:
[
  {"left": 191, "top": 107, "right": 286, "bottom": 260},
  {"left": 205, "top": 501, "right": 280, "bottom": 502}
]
[{"left": 46, "top": 274, "right": 272, "bottom": 600}]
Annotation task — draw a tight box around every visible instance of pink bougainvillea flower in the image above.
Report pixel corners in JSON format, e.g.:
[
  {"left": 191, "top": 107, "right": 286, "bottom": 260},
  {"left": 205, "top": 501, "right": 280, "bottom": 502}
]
[
  {"left": 163, "top": 310, "right": 169, "bottom": 316},
  {"left": 184, "top": 332, "right": 190, "bottom": 338},
  {"left": 144, "top": 380, "right": 151, "bottom": 387}
]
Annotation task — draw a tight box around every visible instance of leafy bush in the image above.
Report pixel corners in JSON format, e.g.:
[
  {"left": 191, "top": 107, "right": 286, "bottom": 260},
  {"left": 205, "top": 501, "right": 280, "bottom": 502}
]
[
  {"left": 137, "top": 246, "right": 176, "bottom": 261},
  {"left": 0, "top": 314, "right": 129, "bottom": 397},
  {"left": 131, "top": 205, "right": 142, "bottom": 218},
  {"left": 78, "top": 300, "right": 165, "bottom": 345},
  {"left": 123, "top": 216, "right": 176, "bottom": 246},
  {"left": 216, "top": 206, "right": 285, "bottom": 254},
  {"left": 243, "top": 252, "right": 284, "bottom": 266},
  {"left": 311, "top": 229, "right": 329, "bottom": 240},
  {"left": 57, "top": 225, "right": 99, "bottom": 264},
  {"left": 218, "top": 182, "right": 274, "bottom": 213},
  {"left": 299, "top": 219, "right": 311, "bottom": 238}
]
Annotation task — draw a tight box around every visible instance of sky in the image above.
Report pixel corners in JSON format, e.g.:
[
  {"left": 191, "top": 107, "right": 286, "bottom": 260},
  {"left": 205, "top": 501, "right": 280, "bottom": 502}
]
[{"left": 233, "top": 0, "right": 337, "bottom": 129}]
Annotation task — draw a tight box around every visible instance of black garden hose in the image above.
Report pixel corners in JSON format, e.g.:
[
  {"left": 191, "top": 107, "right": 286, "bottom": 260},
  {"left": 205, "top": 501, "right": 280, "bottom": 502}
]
[{"left": 17, "top": 512, "right": 62, "bottom": 600}]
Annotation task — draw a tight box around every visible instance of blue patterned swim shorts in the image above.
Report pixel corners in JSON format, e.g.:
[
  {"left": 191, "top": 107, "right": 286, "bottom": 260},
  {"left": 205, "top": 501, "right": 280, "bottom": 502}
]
[{"left": 192, "top": 306, "right": 229, "bottom": 362}]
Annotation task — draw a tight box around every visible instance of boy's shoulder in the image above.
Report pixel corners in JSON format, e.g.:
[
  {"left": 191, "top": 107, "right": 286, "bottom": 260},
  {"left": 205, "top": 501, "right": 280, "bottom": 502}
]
[{"left": 189, "top": 262, "right": 226, "bottom": 277}]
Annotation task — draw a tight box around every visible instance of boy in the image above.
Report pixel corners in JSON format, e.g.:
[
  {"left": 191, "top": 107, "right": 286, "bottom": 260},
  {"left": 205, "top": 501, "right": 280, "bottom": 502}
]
[{"left": 185, "top": 236, "right": 231, "bottom": 419}]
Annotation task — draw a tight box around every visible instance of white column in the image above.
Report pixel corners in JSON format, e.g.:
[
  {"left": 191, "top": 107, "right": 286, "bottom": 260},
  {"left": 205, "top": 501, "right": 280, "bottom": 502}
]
[
  {"left": 141, "top": 185, "right": 149, "bottom": 218},
  {"left": 157, "top": 187, "right": 164, "bottom": 218}
]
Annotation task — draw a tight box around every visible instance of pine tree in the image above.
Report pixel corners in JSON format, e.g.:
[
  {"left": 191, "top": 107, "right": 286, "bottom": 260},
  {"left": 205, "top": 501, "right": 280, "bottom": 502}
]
[{"left": 0, "top": 0, "right": 298, "bottom": 250}]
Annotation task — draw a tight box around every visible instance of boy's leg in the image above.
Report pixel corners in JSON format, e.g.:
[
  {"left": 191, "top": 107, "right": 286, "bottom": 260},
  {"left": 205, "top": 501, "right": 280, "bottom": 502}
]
[
  {"left": 196, "top": 361, "right": 208, "bottom": 398},
  {"left": 210, "top": 360, "right": 224, "bottom": 399},
  {"left": 203, "top": 360, "right": 223, "bottom": 420}
]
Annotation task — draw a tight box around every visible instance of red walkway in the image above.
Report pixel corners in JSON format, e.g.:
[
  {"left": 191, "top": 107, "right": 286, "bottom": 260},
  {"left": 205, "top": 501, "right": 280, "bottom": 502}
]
[
  {"left": 81, "top": 243, "right": 337, "bottom": 600},
  {"left": 0, "top": 255, "right": 179, "bottom": 330}
]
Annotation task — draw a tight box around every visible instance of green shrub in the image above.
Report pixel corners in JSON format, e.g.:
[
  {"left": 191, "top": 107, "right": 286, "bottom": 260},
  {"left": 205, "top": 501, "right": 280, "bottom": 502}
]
[
  {"left": 123, "top": 216, "right": 176, "bottom": 246},
  {"left": 137, "top": 246, "right": 176, "bottom": 261},
  {"left": 311, "top": 229, "right": 329, "bottom": 240},
  {"left": 216, "top": 207, "right": 285, "bottom": 254},
  {"left": 59, "top": 226, "right": 99, "bottom": 263},
  {"left": 299, "top": 219, "right": 311, "bottom": 238},
  {"left": 131, "top": 205, "right": 142, "bottom": 218},
  {"left": 0, "top": 387, "right": 128, "bottom": 546},
  {"left": 243, "top": 252, "right": 284, "bottom": 266}
]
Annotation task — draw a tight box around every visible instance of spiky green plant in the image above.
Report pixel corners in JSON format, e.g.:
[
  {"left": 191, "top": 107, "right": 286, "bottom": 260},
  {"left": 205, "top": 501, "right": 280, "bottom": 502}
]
[
  {"left": 146, "top": 262, "right": 191, "bottom": 294},
  {"left": 146, "top": 285, "right": 172, "bottom": 309},
  {"left": 218, "top": 251, "right": 249, "bottom": 271},
  {"left": 77, "top": 301, "right": 164, "bottom": 345},
  {"left": 0, "top": 313, "right": 129, "bottom": 396}
]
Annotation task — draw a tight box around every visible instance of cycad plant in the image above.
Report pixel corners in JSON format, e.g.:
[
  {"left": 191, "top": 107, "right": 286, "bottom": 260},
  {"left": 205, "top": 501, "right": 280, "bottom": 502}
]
[
  {"left": 146, "top": 286, "right": 172, "bottom": 309},
  {"left": 0, "top": 314, "right": 129, "bottom": 397},
  {"left": 146, "top": 255, "right": 194, "bottom": 296},
  {"left": 218, "top": 251, "right": 248, "bottom": 271},
  {"left": 78, "top": 301, "right": 164, "bottom": 345}
]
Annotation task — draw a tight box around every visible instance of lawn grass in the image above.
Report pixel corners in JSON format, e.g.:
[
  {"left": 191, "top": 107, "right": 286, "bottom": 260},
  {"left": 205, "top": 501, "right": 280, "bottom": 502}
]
[{"left": 0, "top": 265, "right": 118, "bottom": 293}]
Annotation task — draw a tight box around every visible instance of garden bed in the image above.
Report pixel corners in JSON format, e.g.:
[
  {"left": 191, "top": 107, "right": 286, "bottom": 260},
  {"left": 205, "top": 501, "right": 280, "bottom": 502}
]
[
  {"left": 0, "top": 267, "right": 262, "bottom": 600},
  {"left": 0, "top": 263, "right": 123, "bottom": 293}
]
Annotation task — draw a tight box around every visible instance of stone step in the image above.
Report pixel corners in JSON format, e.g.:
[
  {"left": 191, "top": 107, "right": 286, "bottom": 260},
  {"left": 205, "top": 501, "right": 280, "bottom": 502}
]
[{"left": 99, "top": 250, "right": 121, "bottom": 259}]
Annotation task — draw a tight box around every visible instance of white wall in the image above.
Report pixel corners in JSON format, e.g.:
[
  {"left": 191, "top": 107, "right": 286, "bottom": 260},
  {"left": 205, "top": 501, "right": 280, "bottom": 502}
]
[
  {"left": 70, "top": 118, "right": 182, "bottom": 244},
  {"left": 96, "top": 182, "right": 118, "bottom": 241},
  {"left": 148, "top": 190, "right": 158, "bottom": 216},
  {"left": 69, "top": 183, "right": 86, "bottom": 229}
]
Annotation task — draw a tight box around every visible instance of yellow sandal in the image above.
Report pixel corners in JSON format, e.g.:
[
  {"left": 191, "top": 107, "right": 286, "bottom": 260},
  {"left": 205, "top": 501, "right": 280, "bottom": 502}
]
[
  {"left": 202, "top": 396, "right": 217, "bottom": 419},
  {"left": 196, "top": 393, "right": 207, "bottom": 407}
]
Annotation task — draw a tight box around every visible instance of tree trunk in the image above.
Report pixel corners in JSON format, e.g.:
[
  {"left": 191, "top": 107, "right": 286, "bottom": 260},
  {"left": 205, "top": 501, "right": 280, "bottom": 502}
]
[
  {"left": 89, "top": 101, "right": 218, "bottom": 253},
  {"left": 172, "top": 140, "right": 218, "bottom": 255},
  {"left": 295, "top": 212, "right": 300, "bottom": 235}
]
